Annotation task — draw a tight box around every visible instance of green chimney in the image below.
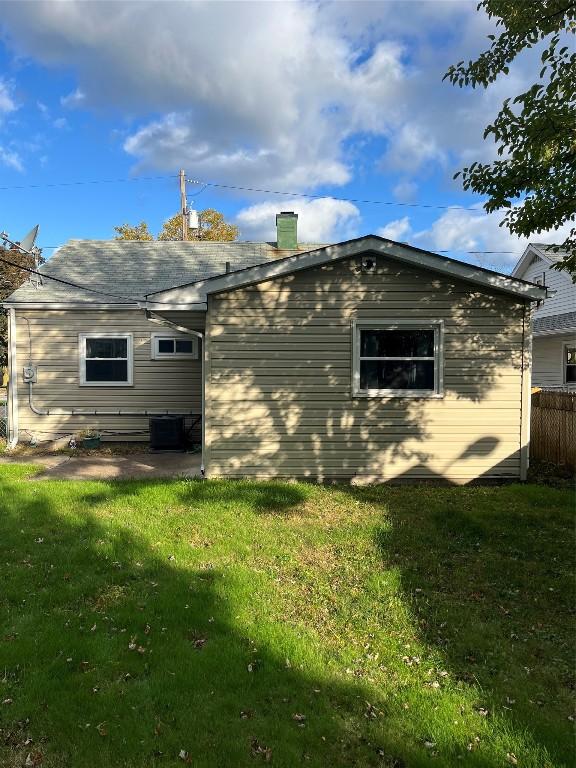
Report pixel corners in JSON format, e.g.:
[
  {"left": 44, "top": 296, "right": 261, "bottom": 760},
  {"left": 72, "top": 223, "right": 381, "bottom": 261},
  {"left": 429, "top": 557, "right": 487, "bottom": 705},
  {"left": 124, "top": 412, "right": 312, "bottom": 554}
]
[{"left": 276, "top": 211, "right": 298, "bottom": 250}]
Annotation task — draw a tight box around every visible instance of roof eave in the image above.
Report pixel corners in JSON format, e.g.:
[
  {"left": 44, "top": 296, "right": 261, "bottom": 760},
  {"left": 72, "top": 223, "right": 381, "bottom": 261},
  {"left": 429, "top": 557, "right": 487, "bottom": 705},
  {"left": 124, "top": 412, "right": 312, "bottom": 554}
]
[{"left": 149, "top": 236, "right": 548, "bottom": 304}]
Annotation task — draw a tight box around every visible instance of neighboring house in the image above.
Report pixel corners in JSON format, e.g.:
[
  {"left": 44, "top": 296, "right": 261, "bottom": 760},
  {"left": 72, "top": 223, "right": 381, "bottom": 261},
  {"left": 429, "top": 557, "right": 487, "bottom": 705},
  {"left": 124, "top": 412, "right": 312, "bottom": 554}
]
[
  {"left": 2, "top": 213, "right": 547, "bottom": 483},
  {"left": 512, "top": 244, "right": 576, "bottom": 389}
]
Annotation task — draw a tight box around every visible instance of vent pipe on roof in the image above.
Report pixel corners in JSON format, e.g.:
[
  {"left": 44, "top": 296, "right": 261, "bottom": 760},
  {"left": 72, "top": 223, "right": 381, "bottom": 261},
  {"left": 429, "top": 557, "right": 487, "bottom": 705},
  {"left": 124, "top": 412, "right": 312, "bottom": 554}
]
[{"left": 276, "top": 211, "right": 298, "bottom": 250}]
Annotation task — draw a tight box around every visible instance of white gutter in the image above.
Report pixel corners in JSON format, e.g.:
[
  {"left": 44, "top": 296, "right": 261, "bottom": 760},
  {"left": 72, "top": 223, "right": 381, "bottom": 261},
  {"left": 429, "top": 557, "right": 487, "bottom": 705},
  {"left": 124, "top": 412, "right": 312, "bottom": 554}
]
[
  {"left": 2, "top": 302, "right": 141, "bottom": 310},
  {"left": 6, "top": 308, "right": 18, "bottom": 447},
  {"left": 145, "top": 310, "right": 205, "bottom": 477}
]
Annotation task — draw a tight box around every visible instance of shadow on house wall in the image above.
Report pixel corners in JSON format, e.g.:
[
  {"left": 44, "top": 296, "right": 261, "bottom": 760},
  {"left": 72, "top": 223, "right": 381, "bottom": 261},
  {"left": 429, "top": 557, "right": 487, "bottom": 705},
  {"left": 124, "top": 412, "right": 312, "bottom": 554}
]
[{"left": 206, "top": 253, "right": 528, "bottom": 482}]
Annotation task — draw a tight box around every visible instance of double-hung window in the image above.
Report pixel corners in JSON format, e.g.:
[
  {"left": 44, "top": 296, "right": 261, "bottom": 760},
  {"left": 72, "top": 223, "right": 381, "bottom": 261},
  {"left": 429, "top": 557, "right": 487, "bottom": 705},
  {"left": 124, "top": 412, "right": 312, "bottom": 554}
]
[
  {"left": 564, "top": 344, "right": 576, "bottom": 385},
  {"left": 79, "top": 333, "right": 133, "bottom": 386},
  {"left": 151, "top": 333, "right": 198, "bottom": 360},
  {"left": 353, "top": 321, "right": 443, "bottom": 397}
]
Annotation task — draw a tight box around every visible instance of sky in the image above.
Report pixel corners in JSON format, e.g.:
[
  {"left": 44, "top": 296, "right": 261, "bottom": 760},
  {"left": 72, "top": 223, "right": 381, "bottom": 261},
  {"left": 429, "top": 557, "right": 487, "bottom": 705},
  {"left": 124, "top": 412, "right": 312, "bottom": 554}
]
[{"left": 0, "top": 0, "right": 569, "bottom": 273}]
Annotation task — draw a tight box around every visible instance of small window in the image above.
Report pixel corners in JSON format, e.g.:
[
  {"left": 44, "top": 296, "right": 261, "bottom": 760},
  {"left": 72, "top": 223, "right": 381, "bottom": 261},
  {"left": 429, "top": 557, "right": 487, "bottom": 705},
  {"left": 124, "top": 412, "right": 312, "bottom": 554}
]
[
  {"left": 79, "top": 333, "right": 133, "bottom": 386},
  {"left": 353, "top": 322, "right": 442, "bottom": 397},
  {"left": 564, "top": 345, "right": 576, "bottom": 384},
  {"left": 151, "top": 333, "right": 198, "bottom": 360}
]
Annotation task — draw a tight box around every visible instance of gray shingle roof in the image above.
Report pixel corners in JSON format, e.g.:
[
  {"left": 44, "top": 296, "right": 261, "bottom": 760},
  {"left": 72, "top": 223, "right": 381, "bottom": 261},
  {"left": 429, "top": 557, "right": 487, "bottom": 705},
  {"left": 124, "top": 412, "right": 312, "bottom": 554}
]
[
  {"left": 6, "top": 239, "right": 325, "bottom": 304},
  {"left": 534, "top": 311, "right": 576, "bottom": 335}
]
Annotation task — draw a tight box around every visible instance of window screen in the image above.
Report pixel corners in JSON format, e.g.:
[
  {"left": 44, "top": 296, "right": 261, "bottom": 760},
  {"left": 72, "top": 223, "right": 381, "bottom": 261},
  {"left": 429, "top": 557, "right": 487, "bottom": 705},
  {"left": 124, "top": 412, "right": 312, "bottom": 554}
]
[
  {"left": 357, "top": 327, "right": 438, "bottom": 394},
  {"left": 152, "top": 335, "right": 197, "bottom": 359},
  {"left": 82, "top": 335, "right": 131, "bottom": 384}
]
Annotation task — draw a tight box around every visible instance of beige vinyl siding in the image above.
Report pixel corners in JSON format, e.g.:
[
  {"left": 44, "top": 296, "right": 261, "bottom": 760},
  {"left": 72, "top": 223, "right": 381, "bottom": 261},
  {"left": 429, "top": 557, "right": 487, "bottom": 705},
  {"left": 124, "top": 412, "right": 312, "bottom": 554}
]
[
  {"left": 532, "top": 333, "right": 576, "bottom": 389},
  {"left": 15, "top": 309, "right": 204, "bottom": 441},
  {"left": 205, "top": 256, "right": 527, "bottom": 482}
]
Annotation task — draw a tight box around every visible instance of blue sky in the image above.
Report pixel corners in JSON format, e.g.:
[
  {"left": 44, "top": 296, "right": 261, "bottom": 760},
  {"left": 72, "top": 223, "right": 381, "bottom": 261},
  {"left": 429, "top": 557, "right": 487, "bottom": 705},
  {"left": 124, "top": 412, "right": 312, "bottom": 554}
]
[{"left": 0, "top": 1, "right": 566, "bottom": 272}]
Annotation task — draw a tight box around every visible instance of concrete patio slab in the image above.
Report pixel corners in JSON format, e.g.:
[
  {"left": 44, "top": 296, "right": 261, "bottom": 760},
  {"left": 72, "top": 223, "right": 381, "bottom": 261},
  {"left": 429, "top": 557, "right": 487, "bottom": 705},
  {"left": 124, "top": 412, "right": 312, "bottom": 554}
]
[{"left": 0, "top": 452, "right": 202, "bottom": 480}]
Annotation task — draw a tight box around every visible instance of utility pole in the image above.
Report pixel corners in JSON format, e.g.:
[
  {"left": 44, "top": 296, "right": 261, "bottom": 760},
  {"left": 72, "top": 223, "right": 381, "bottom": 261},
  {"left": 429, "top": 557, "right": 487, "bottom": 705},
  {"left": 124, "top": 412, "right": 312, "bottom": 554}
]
[{"left": 179, "top": 169, "right": 188, "bottom": 241}]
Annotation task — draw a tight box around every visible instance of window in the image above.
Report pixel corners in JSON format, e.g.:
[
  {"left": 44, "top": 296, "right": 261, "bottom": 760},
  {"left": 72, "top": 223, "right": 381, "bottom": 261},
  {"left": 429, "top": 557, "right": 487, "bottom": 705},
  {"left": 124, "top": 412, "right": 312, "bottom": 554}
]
[
  {"left": 352, "top": 321, "right": 443, "bottom": 397},
  {"left": 79, "top": 333, "right": 133, "bottom": 386},
  {"left": 151, "top": 333, "right": 198, "bottom": 360},
  {"left": 564, "top": 344, "right": 576, "bottom": 384}
]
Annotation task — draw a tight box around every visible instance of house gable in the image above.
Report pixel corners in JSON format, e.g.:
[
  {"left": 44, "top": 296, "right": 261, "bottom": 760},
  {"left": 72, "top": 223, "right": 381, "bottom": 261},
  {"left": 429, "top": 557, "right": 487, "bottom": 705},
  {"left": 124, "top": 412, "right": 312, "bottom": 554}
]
[
  {"left": 148, "top": 236, "right": 547, "bottom": 305},
  {"left": 513, "top": 244, "right": 576, "bottom": 322}
]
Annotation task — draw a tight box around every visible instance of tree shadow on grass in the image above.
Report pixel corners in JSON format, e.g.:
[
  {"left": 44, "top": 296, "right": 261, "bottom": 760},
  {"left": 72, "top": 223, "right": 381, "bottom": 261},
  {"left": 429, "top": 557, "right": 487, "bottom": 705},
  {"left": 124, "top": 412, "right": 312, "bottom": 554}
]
[
  {"left": 350, "top": 482, "right": 575, "bottom": 767},
  {"left": 79, "top": 477, "right": 309, "bottom": 515},
  {"left": 0, "top": 471, "right": 395, "bottom": 768}
]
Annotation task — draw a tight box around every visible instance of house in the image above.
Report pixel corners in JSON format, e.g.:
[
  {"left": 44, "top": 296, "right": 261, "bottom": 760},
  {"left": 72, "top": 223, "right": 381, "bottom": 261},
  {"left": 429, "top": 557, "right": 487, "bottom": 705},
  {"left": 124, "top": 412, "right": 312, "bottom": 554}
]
[
  {"left": 512, "top": 244, "right": 576, "bottom": 390},
  {"left": 2, "top": 213, "right": 547, "bottom": 483}
]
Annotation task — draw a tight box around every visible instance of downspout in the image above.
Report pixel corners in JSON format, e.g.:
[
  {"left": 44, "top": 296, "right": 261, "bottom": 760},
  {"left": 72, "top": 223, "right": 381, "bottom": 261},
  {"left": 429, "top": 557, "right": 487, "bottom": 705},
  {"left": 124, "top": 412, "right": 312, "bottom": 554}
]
[
  {"left": 519, "top": 300, "right": 533, "bottom": 481},
  {"left": 6, "top": 308, "right": 18, "bottom": 447},
  {"left": 145, "top": 310, "right": 205, "bottom": 476}
]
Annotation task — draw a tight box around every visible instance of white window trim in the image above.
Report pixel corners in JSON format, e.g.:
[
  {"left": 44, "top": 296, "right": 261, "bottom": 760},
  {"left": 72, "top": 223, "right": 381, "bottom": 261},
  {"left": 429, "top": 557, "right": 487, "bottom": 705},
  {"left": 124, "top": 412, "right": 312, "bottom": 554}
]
[
  {"left": 79, "top": 332, "right": 133, "bottom": 387},
  {"left": 562, "top": 341, "right": 576, "bottom": 386},
  {"left": 151, "top": 332, "right": 199, "bottom": 360},
  {"left": 352, "top": 319, "right": 444, "bottom": 398}
]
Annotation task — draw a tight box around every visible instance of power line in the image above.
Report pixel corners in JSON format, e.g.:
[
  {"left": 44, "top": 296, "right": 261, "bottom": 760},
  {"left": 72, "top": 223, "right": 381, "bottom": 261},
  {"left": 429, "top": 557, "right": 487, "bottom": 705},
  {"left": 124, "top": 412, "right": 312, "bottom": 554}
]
[
  {"left": 0, "top": 168, "right": 484, "bottom": 211},
  {"left": 187, "top": 177, "right": 483, "bottom": 211},
  {"left": 0, "top": 173, "right": 177, "bottom": 192}
]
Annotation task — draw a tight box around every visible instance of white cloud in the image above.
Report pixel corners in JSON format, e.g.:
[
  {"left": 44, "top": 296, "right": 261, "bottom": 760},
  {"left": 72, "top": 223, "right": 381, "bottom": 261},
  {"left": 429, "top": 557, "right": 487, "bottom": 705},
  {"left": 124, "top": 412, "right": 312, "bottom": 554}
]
[
  {"left": 0, "top": 0, "right": 549, "bottom": 193},
  {"left": 53, "top": 117, "right": 69, "bottom": 130},
  {"left": 0, "top": 1, "right": 414, "bottom": 189},
  {"left": 414, "top": 205, "right": 575, "bottom": 269},
  {"left": 392, "top": 179, "right": 418, "bottom": 203},
  {"left": 383, "top": 124, "right": 447, "bottom": 174},
  {"left": 377, "top": 216, "right": 411, "bottom": 241},
  {"left": 60, "top": 88, "right": 85, "bottom": 108},
  {"left": 0, "top": 80, "right": 16, "bottom": 114},
  {"left": 236, "top": 198, "right": 360, "bottom": 243},
  {"left": 0, "top": 146, "right": 23, "bottom": 172}
]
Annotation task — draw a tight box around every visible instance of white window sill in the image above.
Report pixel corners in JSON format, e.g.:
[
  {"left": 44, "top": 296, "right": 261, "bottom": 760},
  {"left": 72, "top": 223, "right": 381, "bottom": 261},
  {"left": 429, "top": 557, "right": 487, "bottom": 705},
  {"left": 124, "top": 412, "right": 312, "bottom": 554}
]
[
  {"left": 79, "top": 381, "right": 133, "bottom": 387},
  {"left": 352, "top": 389, "right": 444, "bottom": 399},
  {"left": 151, "top": 354, "right": 196, "bottom": 361}
]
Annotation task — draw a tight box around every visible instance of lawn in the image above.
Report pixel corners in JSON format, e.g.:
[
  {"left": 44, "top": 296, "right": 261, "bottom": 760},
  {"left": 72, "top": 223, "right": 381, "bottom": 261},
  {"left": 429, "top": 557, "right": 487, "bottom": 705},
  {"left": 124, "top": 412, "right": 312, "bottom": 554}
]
[{"left": 0, "top": 465, "right": 574, "bottom": 768}]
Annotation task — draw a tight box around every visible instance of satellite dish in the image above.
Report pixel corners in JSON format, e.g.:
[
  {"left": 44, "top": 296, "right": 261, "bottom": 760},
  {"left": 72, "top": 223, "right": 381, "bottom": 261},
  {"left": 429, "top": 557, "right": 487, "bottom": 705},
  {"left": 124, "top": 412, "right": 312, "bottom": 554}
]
[{"left": 20, "top": 224, "right": 39, "bottom": 253}]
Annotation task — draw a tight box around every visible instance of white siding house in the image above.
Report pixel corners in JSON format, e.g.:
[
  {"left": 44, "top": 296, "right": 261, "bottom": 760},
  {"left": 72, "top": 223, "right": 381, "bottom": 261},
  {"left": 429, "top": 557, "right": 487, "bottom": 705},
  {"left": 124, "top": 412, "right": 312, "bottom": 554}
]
[{"left": 512, "top": 244, "right": 576, "bottom": 389}]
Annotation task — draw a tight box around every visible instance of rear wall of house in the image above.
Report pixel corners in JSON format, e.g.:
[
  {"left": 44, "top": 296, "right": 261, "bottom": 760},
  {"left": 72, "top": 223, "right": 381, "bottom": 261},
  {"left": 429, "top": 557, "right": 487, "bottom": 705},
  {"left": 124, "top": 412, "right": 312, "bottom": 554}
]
[
  {"left": 205, "top": 256, "right": 528, "bottom": 483},
  {"left": 532, "top": 332, "right": 576, "bottom": 389},
  {"left": 14, "top": 309, "right": 204, "bottom": 442}
]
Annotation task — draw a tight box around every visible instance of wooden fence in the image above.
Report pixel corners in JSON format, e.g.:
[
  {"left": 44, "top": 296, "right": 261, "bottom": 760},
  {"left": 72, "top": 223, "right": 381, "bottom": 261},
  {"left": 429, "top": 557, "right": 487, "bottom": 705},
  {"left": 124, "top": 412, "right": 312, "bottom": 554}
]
[{"left": 531, "top": 390, "right": 576, "bottom": 470}]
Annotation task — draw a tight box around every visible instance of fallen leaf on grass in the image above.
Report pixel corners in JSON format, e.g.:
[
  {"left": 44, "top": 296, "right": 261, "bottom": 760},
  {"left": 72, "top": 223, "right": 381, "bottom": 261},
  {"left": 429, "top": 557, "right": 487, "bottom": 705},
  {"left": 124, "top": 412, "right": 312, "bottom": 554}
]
[
  {"left": 292, "top": 713, "right": 306, "bottom": 726},
  {"left": 364, "top": 702, "right": 381, "bottom": 720},
  {"left": 187, "top": 632, "right": 207, "bottom": 650},
  {"left": 251, "top": 739, "right": 272, "bottom": 761}
]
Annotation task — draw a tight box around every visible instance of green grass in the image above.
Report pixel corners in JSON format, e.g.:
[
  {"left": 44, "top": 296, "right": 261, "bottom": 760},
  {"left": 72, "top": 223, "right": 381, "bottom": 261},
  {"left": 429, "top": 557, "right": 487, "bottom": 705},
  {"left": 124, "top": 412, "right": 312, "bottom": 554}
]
[{"left": 0, "top": 465, "right": 574, "bottom": 767}]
